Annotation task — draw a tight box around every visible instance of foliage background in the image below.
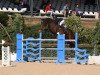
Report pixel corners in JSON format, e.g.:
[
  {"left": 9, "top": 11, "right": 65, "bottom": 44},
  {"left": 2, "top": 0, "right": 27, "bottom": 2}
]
[{"left": 0, "top": 13, "right": 100, "bottom": 59}]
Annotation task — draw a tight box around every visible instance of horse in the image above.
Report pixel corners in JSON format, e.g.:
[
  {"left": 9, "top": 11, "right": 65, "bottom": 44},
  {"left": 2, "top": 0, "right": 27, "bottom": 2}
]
[{"left": 39, "top": 18, "right": 75, "bottom": 47}]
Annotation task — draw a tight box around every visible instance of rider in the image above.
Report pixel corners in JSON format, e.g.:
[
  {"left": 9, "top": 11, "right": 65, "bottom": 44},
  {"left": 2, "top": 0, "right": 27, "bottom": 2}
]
[{"left": 53, "top": 15, "right": 64, "bottom": 26}]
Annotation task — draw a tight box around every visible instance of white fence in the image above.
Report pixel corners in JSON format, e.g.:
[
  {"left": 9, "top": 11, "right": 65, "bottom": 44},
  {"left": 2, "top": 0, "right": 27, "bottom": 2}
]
[
  {"left": 0, "top": 40, "right": 11, "bottom": 67},
  {"left": 11, "top": 53, "right": 16, "bottom": 61},
  {"left": 2, "top": 46, "right": 11, "bottom": 66},
  {"left": 88, "top": 56, "right": 100, "bottom": 65}
]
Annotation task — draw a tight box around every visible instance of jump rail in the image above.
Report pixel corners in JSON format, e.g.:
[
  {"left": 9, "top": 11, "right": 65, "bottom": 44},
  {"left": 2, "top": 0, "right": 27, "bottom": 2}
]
[{"left": 16, "top": 32, "right": 89, "bottom": 64}]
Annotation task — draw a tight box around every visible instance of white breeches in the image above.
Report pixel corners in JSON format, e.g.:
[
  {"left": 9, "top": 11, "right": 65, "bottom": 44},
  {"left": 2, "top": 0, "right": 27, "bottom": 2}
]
[{"left": 59, "top": 20, "right": 64, "bottom": 26}]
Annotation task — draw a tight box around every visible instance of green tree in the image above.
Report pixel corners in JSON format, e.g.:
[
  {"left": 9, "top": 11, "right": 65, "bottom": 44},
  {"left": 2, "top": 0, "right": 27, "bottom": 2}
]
[
  {"left": 0, "top": 12, "right": 9, "bottom": 26},
  {"left": 92, "top": 21, "right": 100, "bottom": 55},
  {"left": 80, "top": 28, "right": 94, "bottom": 44},
  {"left": 0, "top": 23, "right": 13, "bottom": 42},
  {"left": 65, "top": 15, "right": 85, "bottom": 42},
  {"left": 13, "top": 14, "right": 24, "bottom": 33},
  {"left": 65, "top": 15, "right": 82, "bottom": 33}
]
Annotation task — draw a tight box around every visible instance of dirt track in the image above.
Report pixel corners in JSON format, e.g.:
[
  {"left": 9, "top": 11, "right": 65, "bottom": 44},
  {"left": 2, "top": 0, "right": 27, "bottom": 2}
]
[{"left": 0, "top": 62, "right": 100, "bottom": 75}]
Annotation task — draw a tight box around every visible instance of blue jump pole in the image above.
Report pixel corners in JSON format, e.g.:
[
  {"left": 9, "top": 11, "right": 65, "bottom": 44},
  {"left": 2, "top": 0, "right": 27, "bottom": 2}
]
[
  {"left": 39, "top": 32, "right": 42, "bottom": 61},
  {"left": 16, "top": 34, "right": 23, "bottom": 62},
  {"left": 56, "top": 34, "right": 65, "bottom": 64},
  {"left": 75, "top": 32, "right": 78, "bottom": 49},
  {"left": 75, "top": 32, "right": 78, "bottom": 63}
]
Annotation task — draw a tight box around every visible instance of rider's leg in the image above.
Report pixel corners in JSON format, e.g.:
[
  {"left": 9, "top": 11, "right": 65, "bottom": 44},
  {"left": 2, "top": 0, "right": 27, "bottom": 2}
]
[{"left": 59, "top": 20, "right": 64, "bottom": 26}]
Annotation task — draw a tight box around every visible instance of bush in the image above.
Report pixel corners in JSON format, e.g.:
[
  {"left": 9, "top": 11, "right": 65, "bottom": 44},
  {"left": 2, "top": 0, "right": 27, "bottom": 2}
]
[
  {"left": 92, "top": 21, "right": 100, "bottom": 55},
  {"left": 23, "top": 25, "right": 41, "bottom": 38},
  {"left": 65, "top": 15, "right": 82, "bottom": 32},
  {"left": 79, "top": 28, "right": 94, "bottom": 44},
  {"left": 93, "top": 21, "right": 100, "bottom": 44},
  {"left": 12, "top": 14, "right": 24, "bottom": 33},
  {"left": 0, "top": 12, "right": 9, "bottom": 26}
]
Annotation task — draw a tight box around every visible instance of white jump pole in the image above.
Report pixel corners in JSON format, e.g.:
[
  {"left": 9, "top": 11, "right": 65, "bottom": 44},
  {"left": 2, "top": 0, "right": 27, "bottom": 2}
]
[{"left": 0, "top": 40, "right": 11, "bottom": 67}]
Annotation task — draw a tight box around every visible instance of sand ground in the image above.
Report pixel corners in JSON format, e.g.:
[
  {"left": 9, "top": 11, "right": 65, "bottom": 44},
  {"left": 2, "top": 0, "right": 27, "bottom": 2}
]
[{"left": 0, "top": 62, "right": 100, "bottom": 75}]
